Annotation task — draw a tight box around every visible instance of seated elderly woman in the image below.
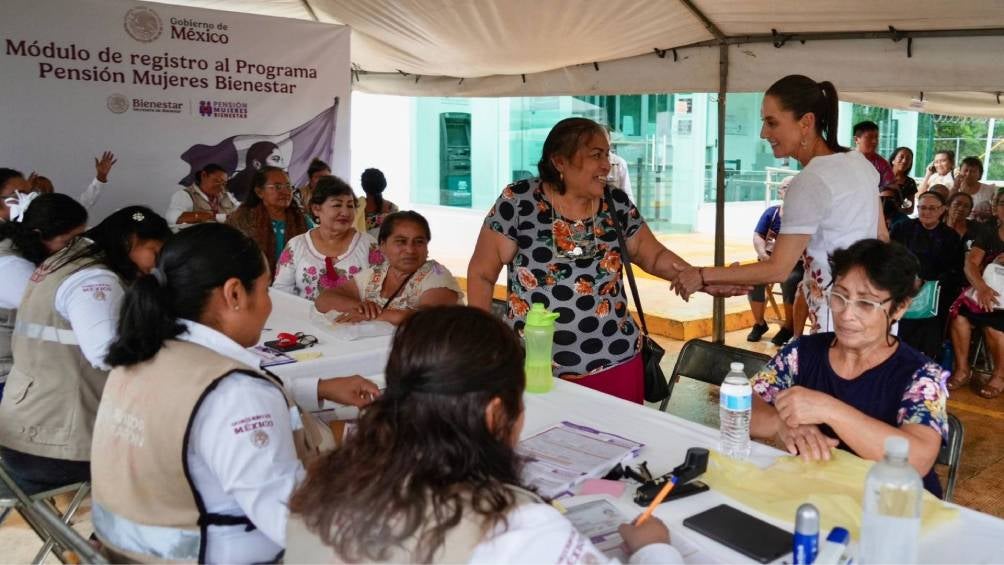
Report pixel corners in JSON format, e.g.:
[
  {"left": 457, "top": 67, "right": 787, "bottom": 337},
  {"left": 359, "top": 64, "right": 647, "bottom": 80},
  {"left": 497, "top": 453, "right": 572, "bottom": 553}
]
[
  {"left": 948, "top": 195, "right": 1004, "bottom": 398},
  {"left": 228, "top": 166, "right": 309, "bottom": 276},
  {"left": 314, "top": 211, "right": 462, "bottom": 325},
  {"left": 750, "top": 239, "right": 947, "bottom": 497},
  {"left": 890, "top": 191, "right": 964, "bottom": 359}
]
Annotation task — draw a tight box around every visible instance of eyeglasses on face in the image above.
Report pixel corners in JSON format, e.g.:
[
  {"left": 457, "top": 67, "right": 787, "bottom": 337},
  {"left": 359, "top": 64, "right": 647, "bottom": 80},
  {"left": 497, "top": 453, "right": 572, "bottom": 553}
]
[
  {"left": 916, "top": 205, "right": 943, "bottom": 212},
  {"left": 827, "top": 290, "right": 891, "bottom": 318},
  {"left": 265, "top": 183, "right": 294, "bottom": 192}
]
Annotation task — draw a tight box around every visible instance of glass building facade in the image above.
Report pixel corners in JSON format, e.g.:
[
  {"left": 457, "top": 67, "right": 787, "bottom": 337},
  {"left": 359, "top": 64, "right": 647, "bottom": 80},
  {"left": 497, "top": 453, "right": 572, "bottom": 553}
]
[{"left": 405, "top": 93, "right": 1003, "bottom": 236}]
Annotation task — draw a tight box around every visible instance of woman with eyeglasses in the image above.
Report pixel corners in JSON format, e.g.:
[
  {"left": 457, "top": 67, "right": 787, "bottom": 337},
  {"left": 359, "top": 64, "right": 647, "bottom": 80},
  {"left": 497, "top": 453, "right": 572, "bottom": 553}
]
[
  {"left": 228, "top": 166, "right": 308, "bottom": 276},
  {"left": 890, "top": 191, "right": 964, "bottom": 359},
  {"left": 750, "top": 239, "right": 948, "bottom": 497},
  {"left": 467, "top": 117, "right": 740, "bottom": 403}
]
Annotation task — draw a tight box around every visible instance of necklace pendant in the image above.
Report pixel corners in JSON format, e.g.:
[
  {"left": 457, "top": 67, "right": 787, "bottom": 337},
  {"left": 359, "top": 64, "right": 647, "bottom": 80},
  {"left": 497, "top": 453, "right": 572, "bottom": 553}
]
[{"left": 571, "top": 246, "right": 583, "bottom": 257}]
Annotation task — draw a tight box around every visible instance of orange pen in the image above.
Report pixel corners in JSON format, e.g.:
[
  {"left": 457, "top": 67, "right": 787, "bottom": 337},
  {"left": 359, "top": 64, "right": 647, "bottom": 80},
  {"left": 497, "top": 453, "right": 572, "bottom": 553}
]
[{"left": 634, "top": 477, "right": 678, "bottom": 525}]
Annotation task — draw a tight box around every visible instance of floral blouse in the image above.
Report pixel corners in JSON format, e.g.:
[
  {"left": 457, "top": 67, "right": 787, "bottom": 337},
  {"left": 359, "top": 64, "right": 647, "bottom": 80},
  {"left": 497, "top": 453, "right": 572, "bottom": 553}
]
[
  {"left": 354, "top": 259, "right": 464, "bottom": 310},
  {"left": 485, "top": 178, "right": 643, "bottom": 377},
  {"left": 273, "top": 229, "right": 383, "bottom": 301},
  {"left": 751, "top": 334, "right": 949, "bottom": 440}
]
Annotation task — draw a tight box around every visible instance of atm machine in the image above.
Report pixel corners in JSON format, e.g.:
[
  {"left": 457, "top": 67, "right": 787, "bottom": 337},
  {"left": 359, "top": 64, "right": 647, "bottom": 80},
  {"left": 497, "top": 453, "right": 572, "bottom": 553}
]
[{"left": 439, "top": 112, "right": 472, "bottom": 207}]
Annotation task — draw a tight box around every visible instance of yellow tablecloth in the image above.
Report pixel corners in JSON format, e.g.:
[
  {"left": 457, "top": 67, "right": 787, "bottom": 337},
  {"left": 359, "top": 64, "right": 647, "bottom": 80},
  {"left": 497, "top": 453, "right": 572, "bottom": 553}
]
[{"left": 702, "top": 449, "right": 958, "bottom": 539}]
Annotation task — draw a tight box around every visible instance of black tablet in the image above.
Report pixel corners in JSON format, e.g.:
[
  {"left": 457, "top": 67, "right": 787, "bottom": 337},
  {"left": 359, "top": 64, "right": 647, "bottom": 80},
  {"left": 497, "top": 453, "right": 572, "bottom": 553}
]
[{"left": 682, "top": 504, "right": 792, "bottom": 563}]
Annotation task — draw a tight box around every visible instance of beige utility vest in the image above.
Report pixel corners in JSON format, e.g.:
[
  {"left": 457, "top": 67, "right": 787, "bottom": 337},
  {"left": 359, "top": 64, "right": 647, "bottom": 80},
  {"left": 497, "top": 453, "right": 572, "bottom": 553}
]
[
  {"left": 0, "top": 239, "right": 19, "bottom": 382},
  {"left": 91, "top": 339, "right": 334, "bottom": 563},
  {"left": 285, "top": 485, "right": 542, "bottom": 564},
  {"left": 0, "top": 238, "right": 109, "bottom": 461},
  {"left": 183, "top": 185, "right": 237, "bottom": 216}
]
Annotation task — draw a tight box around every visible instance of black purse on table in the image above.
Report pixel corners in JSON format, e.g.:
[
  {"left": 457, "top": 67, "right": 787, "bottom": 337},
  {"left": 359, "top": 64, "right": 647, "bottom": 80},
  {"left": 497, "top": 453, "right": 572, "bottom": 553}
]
[{"left": 602, "top": 188, "right": 670, "bottom": 403}]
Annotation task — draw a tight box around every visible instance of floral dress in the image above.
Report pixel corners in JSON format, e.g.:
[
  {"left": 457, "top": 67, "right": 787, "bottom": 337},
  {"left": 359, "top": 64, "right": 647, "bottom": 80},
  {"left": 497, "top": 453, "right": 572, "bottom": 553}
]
[
  {"left": 353, "top": 260, "right": 464, "bottom": 310},
  {"left": 751, "top": 333, "right": 948, "bottom": 496},
  {"left": 484, "top": 178, "right": 643, "bottom": 378},
  {"left": 273, "top": 229, "right": 383, "bottom": 301}
]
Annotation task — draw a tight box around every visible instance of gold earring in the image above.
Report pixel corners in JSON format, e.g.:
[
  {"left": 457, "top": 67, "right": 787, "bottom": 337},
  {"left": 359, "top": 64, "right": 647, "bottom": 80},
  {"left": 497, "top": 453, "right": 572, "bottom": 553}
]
[
  {"left": 800, "top": 138, "right": 808, "bottom": 147},
  {"left": 559, "top": 171, "right": 564, "bottom": 182},
  {"left": 234, "top": 306, "right": 239, "bottom": 311}
]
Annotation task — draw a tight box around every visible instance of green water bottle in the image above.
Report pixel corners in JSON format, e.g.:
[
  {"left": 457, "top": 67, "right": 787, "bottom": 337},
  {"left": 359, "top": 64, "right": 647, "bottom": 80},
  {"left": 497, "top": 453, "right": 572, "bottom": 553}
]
[{"left": 524, "top": 303, "right": 559, "bottom": 393}]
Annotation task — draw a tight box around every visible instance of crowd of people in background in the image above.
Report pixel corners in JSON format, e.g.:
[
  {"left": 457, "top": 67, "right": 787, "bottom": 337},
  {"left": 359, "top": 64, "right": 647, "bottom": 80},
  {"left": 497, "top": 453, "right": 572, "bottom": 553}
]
[{"left": 0, "top": 71, "right": 993, "bottom": 561}]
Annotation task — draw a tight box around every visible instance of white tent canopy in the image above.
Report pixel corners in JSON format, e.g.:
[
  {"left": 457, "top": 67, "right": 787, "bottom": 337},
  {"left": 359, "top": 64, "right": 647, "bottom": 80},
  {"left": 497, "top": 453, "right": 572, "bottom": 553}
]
[{"left": 154, "top": 0, "right": 1004, "bottom": 116}]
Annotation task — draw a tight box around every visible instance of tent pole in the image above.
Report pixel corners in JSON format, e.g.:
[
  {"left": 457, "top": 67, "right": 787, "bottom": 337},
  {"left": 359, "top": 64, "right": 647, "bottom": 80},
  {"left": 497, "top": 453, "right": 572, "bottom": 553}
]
[{"left": 713, "top": 43, "right": 728, "bottom": 344}]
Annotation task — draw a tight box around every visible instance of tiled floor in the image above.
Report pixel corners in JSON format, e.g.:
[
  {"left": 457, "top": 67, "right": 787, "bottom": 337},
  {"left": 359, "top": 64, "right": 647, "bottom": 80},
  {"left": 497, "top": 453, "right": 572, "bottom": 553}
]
[{"left": 3, "top": 323, "right": 1003, "bottom": 562}]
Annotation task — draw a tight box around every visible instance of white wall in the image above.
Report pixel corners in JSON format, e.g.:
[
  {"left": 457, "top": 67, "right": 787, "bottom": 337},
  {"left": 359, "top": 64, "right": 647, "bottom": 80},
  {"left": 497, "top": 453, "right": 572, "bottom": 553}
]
[{"left": 349, "top": 91, "right": 413, "bottom": 211}]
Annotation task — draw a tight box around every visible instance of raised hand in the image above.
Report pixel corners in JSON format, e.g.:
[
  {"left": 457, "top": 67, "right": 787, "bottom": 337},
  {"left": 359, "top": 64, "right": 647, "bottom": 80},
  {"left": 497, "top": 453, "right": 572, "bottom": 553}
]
[{"left": 95, "top": 151, "right": 118, "bottom": 183}]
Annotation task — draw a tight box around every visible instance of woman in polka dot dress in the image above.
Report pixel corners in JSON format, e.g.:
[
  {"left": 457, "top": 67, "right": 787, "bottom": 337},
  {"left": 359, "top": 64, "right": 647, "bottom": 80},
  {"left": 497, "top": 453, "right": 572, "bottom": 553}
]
[{"left": 468, "top": 117, "right": 742, "bottom": 403}]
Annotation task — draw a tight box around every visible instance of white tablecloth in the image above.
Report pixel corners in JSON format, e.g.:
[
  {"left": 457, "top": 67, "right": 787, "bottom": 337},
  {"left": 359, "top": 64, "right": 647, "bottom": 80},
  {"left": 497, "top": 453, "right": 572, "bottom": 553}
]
[
  {"left": 260, "top": 290, "right": 1003, "bottom": 563},
  {"left": 262, "top": 289, "right": 393, "bottom": 381},
  {"left": 526, "top": 379, "right": 1004, "bottom": 564}
]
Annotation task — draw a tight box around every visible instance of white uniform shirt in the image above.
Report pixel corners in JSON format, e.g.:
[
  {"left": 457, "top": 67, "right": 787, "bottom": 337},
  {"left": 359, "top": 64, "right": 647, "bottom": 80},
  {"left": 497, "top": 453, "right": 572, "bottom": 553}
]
[
  {"left": 470, "top": 502, "right": 682, "bottom": 564},
  {"left": 79, "top": 178, "right": 105, "bottom": 209},
  {"left": 178, "top": 320, "right": 314, "bottom": 564},
  {"left": 53, "top": 265, "right": 125, "bottom": 370},
  {"left": 0, "top": 254, "right": 35, "bottom": 309},
  {"left": 164, "top": 186, "right": 239, "bottom": 225},
  {"left": 608, "top": 152, "right": 634, "bottom": 201}
]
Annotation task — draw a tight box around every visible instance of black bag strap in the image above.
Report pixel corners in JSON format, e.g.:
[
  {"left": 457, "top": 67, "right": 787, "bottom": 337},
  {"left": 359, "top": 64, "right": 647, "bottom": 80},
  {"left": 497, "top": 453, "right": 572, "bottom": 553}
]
[
  {"left": 380, "top": 269, "right": 417, "bottom": 311},
  {"left": 602, "top": 187, "right": 650, "bottom": 336}
]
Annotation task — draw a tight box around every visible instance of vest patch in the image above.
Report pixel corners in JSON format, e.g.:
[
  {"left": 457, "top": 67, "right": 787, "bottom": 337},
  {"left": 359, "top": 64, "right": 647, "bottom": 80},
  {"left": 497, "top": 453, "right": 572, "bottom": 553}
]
[{"left": 231, "top": 413, "right": 273, "bottom": 435}]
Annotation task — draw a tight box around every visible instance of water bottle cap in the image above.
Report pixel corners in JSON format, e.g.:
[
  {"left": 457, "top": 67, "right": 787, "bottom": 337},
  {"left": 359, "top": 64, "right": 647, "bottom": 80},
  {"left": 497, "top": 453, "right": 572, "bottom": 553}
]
[
  {"left": 730, "top": 362, "right": 745, "bottom": 372},
  {"left": 525, "top": 303, "right": 559, "bottom": 326},
  {"left": 794, "top": 503, "right": 819, "bottom": 533},
  {"left": 884, "top": 435, "right": 910, "bottom": 458}
]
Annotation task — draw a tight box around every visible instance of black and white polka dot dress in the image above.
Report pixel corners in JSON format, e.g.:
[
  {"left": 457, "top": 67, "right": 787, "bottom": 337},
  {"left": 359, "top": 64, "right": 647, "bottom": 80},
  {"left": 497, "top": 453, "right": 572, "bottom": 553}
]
[{"left": 484, "top": 178, "right": 643, "bottom": 378}]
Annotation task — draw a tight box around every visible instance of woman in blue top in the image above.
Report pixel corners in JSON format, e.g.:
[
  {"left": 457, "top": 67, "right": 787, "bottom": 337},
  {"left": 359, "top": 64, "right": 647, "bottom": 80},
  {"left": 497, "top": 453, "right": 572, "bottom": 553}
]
[
  {"left": 750, "top": 239, "right": 948, "bottom": 497},
  {"left": 227, "top": 166, "right": 309, "bottom": 279}
]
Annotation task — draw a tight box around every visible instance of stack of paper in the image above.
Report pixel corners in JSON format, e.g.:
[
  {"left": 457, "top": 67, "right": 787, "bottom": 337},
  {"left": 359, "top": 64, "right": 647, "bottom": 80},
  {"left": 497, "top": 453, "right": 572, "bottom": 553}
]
[{"left": 518, "top": 421, "right": 643, "bottom": 499}]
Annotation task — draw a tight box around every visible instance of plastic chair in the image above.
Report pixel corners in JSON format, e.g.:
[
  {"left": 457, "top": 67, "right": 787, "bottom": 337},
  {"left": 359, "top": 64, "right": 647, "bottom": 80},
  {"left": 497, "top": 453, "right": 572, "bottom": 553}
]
[
  {"left": 937, "top": 412, "right": 964, "bottom": 503},
  {"left": 658, "top": 339, "right": 773, "bottom": 412},
  {"left": 0, "top": 459, "right": 94, "bottom": 564}
]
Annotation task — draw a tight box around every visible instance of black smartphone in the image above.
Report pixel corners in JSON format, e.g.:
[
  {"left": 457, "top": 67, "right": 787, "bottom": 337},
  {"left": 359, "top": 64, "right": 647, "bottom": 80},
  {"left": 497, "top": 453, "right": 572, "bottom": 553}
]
[
  {"left": 634, "top": 480, "right": 709, "bottom": 506},
  {"left": 263, "top": 339, "right": 306, "bottom": 353},
  {"left": 682, "top": 504, "right": 791, "bottom": 564}
]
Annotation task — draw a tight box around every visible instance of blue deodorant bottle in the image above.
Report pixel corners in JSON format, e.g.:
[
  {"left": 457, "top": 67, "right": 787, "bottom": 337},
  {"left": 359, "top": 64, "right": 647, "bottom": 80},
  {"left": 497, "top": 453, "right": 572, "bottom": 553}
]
[{"left": 793, "top": 503, "right": 820, "bottom": 564}]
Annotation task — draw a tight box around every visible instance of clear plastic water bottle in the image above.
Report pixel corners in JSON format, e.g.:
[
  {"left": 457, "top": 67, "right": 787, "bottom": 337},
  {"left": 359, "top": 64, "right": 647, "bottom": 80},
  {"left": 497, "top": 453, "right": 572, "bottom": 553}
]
[
  {"left": 859, "top": 436, "right": 922, "bottom": 564},
  {"left": 719, "top": 362, "right": 752, "bottom": 459}
]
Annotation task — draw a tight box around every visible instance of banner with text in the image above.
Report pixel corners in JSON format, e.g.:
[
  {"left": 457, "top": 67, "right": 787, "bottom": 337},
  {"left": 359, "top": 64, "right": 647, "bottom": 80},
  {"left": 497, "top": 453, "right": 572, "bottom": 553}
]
[{"left": 0, "top": 0, "right": 350, "bottom": 222}]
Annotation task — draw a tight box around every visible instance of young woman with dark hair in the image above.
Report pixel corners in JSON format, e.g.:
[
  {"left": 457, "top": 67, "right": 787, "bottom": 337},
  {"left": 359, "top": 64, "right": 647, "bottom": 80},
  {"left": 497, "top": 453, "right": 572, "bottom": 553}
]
[
  {"left": 91, "top": 223, "right": 378, "bottom": 563},
  {"left": 750, "top": 239, "right": 948, "bottom": 497},
  {"left": 228, "top": 166, "right": 309, "bottom": 276},
  {"left": 286, "top": 305, "right": 681, "bottom": 563},
  {"left": 0, "top": 192, "right": 88, "bottom": 398},
  {"left": 675, "top": 74, "right": 887, "bottom": 334},
  {"left": 920, "top": 149, "right": 956, "bottom": 193},
  {"left": 294, "top": 157, "right": 331, "bottom": 212},
  {"left": 359, "top": 167, "right": 399, "bottom": 238},
  {"left": 273, "top": 175, "right": 383, "bottom": 301},
  {"left": 0, "top": 206, "right": 170, "bottom": 494},
  {"left": 886, "top": 146, "right": 918, "bottom": 214},
  {"left": 952, "top": 156, "right": 997, "bottom": 220}
]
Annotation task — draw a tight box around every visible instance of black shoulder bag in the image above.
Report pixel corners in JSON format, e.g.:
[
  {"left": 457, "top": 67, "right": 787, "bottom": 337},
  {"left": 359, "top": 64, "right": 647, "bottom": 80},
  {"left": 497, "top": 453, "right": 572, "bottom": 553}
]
[{"left": 602, "top": 188, "right": 669, "bottom": 403}]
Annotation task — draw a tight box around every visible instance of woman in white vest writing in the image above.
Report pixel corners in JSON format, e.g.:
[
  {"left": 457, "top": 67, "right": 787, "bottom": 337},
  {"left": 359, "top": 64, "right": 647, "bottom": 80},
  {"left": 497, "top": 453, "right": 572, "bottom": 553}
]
[
  {"left": 164, "top": 163, "right": 239, "bottom": 225},
  {"left": 0, "top": 192, "right": 88, "bottom": 401},
  {"left": 0, "top": 206, "right": 170, "bottom": 494},
  {"left": 91, "top": 223, "right": 379, "bottom": 564},
  {"left": 285, "top": 306, "right": 682, "bottom": 564}
]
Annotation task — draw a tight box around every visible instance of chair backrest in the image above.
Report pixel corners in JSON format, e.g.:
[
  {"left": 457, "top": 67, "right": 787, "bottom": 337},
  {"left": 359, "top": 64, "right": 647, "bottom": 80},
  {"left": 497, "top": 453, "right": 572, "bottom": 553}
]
[
  {"left": 673, "top": 339, "right": 772, "bottom": 386},
  {"left": 660, "top": 339, "right": 772, "bottom": 411},
  {"left": 936, "top": 412, "right": 964, "bottom": 502}
]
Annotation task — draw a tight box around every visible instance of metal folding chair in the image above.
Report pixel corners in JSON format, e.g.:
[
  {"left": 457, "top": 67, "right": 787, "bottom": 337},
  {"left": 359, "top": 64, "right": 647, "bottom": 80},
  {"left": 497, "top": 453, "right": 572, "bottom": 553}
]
[
  {"left": 0, "top": 459, "right": 95, "bottom": 564},
  {"left": 658, "top": 339, "right": 772, "bottom": 412},
  {"left": 937, "top": 412, "right": 965, "bottom": 503}
]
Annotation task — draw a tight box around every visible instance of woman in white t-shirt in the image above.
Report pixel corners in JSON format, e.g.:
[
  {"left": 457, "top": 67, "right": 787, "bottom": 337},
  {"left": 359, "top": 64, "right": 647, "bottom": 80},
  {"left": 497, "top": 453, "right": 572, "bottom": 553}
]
[
  {"left": 919, "top": 149, "right": 956, "bottom": 193},
  {"left": 273, "top": 175, "right": 383, "bottom": 301},
  {"left": 673, "top": 75, "right": 884, "bottom": 333}
]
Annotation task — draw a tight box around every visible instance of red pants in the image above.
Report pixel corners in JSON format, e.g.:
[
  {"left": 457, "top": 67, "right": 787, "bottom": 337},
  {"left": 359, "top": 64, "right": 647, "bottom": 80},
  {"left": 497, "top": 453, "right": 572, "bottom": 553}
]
[{"left": 560, "top": 354, "right": 644, "bottom": 404}]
